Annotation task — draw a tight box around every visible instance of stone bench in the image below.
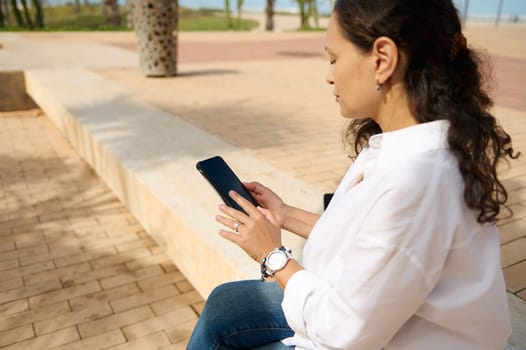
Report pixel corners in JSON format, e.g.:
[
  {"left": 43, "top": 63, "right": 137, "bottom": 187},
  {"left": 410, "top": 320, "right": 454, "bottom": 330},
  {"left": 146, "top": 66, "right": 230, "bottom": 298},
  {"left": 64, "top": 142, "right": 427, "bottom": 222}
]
[{"left": 24, "top": 68, "right": 321, "bottom": 299}]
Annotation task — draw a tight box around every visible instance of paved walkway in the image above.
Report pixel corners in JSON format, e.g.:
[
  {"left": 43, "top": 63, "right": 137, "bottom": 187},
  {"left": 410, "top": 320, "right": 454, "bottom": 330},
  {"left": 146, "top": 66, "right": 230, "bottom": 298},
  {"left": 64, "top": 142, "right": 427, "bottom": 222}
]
[
  {"left": 1, "top": 20, "right": 526, "bottom": 349},
  {"left": 0, "top": 109, "right": 203, "bottom": 349}
]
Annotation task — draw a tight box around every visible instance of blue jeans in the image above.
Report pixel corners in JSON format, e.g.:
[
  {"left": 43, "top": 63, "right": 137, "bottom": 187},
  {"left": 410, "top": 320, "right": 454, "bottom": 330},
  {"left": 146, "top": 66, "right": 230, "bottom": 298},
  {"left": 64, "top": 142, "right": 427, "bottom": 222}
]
[{"left": 187, "top": 280, "right": 294, "bottom": 349}]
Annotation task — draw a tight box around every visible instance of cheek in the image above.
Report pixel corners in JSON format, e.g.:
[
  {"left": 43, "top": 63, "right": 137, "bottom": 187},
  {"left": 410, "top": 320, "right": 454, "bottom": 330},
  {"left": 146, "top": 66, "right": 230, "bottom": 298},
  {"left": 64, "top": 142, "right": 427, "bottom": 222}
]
[{"left": 335, "top": 67, "right": 378, "bottom": 117}]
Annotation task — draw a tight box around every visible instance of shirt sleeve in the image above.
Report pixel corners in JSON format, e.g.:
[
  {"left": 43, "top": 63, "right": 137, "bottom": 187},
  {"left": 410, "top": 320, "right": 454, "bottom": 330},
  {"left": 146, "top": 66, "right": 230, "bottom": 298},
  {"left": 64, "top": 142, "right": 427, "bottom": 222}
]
[{"left": 282, "top": 160, "right": 459, "bottom": 349}]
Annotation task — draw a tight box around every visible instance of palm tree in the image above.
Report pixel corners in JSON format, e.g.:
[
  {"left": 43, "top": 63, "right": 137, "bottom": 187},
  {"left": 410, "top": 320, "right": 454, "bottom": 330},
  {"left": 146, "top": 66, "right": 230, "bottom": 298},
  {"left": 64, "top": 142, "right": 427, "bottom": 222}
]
[
  {"left": 19, "top": 0, "right": 34, "bottom": 28},
  {"left": 31, "top": 0, "right": 44, "bottom": 27},
  {"left": 265, "top": 0, "right": 274, "bottom": 31},
  {"left": 0, "top": 0, "right": 5, "bottom": 27},
  {"left": 9, "top": 0, "right": 23, "bottom": 27},
  {"left": 103, "top": 0, "right": 121, "bottom": 26},
  {"left": 224, "top": 0, "right": 233, "bottom": 29},
  {"left": 236, "top": 0, "right": 243, "bottom": 29},
  {"left": 298, "top": 0, "right": 309, "bottom": 29}
]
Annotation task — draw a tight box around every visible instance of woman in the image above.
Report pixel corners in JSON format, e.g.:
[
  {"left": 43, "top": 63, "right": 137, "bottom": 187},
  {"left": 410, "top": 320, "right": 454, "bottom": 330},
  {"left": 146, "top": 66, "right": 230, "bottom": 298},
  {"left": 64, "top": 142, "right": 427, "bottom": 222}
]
[{"left": 187, "top": 0, "right": 518, "bottom": 348}]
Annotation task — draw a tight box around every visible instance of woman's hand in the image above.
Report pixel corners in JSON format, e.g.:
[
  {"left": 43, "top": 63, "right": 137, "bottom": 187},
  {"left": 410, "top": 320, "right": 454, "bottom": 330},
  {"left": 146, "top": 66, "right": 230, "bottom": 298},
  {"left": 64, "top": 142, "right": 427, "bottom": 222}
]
[
  {"left": 243, "top": 182, "right": 289, "bottom": 228},
  {"left": 217, "top": 190, "right": 282, "bottom": 263}
]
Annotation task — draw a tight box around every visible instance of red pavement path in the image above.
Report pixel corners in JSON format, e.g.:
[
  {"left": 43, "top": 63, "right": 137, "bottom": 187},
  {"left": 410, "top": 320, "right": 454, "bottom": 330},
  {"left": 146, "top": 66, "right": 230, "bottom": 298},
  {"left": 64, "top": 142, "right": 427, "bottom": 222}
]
[{"left": 109, "top": 37, "right": 526, "bottom": 111}]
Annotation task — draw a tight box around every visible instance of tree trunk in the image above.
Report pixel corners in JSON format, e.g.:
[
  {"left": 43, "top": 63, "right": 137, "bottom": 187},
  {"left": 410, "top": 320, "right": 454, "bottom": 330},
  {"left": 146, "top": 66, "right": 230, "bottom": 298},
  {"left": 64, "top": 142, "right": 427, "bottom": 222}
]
[
  {"left": 2, "top": 0, "right": 10, "bottom": 25},
  {"left": 265, "top": 0, "right": 273, "bottom": 31},
  {"left": 298, "top": 0, "right": 308, "bottom": 29},
  {"left": 236, "top": 0, "right": 242, "bottom": 29},
  {"left": 129, "top": 0, "right": 178, "bottom": 76},
  {"left": 0, "top": 0, "right": 5, "bottom": 27},
  {"left": 9, "top": 0, "right": 23, "bottom": 27},
  {"left": 103, "top": 0, "right": 121, "bottom": 26},
  {"left": 224, "top": 0, "right": 232, "bottom": 29},
  {"left": 74, "top": 0, "right": 81, "bottom": 13},
  {"left": 31, "top": 0, "right": 44, "bottom": 27},
  {"left": 19, "top": 0, "right": 33, "bottom": 28},
  {"left": 310, "top": 0, "right": 318, "bottom": 28}
]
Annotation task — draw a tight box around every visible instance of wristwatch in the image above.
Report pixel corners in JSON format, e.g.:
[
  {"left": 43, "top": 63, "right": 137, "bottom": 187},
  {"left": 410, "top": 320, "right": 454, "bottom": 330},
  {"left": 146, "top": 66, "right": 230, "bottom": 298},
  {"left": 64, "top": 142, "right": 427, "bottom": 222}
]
[{"left": 260, "top": 246, "right": 292, "bottom": 281}]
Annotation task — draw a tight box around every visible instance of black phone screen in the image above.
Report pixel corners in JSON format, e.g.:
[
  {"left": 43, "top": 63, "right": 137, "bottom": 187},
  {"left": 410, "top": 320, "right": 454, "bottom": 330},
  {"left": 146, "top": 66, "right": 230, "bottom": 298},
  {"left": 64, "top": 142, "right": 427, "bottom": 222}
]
[{"left": 196, "top": 156, "right": 259, "bottom": 214}]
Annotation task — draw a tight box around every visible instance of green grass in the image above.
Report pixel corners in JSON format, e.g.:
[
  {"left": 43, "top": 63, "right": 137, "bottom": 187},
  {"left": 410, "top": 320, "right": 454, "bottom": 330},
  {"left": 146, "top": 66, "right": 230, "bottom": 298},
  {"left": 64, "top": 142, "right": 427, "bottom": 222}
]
[
  {"left": 0, "top": 4, "right": 258, "bottom": 31},
  {"left": 180, "top": 16, "right": 258, "bottom": 31}
]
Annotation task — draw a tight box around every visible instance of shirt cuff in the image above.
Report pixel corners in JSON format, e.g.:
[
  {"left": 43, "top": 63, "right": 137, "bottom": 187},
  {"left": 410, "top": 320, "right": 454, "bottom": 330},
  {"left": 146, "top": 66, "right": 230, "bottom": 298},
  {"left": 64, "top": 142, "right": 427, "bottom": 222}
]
[{"left": 282, "top": 269, "right": 326, "bottom": 336}]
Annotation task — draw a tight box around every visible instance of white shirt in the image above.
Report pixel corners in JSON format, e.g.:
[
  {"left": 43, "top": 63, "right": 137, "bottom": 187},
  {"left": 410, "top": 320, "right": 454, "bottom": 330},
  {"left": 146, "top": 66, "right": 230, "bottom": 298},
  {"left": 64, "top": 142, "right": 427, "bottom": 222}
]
[{"left": 281, "top": 120, "right": 511, "bottom": 350}]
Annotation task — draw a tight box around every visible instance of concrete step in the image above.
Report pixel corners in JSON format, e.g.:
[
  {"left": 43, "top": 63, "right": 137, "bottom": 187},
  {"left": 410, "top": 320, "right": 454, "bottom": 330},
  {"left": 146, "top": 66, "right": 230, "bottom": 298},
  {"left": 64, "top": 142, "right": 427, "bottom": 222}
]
[{"left": 24, "top": 68, "right": 322, "bottom": 299}]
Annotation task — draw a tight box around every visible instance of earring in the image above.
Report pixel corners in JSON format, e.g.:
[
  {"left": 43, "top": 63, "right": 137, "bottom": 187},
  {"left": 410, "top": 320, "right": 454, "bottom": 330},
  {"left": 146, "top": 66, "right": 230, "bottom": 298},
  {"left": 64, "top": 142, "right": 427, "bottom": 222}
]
[{"left": 375, "top": 79, "right": 382, "bottom": 91}]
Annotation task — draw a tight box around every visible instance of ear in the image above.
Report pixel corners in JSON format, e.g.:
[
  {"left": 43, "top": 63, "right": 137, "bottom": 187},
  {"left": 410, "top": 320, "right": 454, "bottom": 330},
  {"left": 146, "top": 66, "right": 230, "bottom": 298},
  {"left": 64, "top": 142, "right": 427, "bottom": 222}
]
[{"left": 371, "top": 36, "right": 400, "bottom": 86}]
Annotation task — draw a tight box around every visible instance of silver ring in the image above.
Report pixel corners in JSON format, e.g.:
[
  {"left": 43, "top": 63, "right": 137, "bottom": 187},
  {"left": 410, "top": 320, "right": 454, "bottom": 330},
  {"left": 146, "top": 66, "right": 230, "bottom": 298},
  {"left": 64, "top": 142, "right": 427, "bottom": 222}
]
[{"left": 234, "top": 222, "right": 241, "bottom": 233}]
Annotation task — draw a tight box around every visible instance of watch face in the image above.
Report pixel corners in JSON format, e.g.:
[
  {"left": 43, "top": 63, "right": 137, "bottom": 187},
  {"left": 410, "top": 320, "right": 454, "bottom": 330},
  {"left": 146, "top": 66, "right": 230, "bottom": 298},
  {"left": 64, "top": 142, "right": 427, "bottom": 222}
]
[{"left": 268, "top": 251, "right": 288, "bottom": 271}]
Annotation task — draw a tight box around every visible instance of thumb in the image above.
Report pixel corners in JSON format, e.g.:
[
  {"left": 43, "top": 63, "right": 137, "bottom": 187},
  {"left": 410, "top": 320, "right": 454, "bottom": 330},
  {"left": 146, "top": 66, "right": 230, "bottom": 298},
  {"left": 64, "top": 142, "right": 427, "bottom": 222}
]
[{"left": 257, "top": 206, "right": 279, "bottom": 226}]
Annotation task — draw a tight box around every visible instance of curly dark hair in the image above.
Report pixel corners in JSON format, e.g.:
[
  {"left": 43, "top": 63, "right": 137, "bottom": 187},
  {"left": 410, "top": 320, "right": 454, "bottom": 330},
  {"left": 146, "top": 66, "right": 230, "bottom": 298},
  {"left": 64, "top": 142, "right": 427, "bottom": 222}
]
[{"left": 334, "top": 0, "right": 519, "bottom": 223}]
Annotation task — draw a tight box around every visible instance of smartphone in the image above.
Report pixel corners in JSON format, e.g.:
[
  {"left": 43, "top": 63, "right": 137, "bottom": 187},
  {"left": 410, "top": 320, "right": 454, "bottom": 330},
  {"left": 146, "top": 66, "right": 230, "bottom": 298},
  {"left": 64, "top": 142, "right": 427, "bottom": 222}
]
[{"left": 196, "top": 156, "right": 259, "bottom": 214}]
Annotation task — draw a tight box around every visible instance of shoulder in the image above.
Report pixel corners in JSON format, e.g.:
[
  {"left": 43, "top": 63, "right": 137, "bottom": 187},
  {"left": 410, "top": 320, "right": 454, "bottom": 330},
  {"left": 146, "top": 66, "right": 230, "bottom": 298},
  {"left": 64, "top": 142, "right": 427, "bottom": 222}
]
[{"left": 377, "top": 149, "right": 461, "bottom": 195}]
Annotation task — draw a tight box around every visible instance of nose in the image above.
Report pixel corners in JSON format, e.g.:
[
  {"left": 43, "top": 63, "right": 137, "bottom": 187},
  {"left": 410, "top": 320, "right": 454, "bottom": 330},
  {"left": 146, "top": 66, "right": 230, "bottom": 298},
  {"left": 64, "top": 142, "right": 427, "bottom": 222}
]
[{"left": 326, "top": 67, "right": 334, "bottom": 85}]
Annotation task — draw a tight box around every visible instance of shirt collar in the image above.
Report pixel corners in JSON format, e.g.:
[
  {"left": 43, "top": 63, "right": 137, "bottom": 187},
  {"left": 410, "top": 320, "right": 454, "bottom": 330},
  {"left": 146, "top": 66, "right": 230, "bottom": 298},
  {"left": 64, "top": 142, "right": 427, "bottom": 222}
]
[{"left": 367, "top": 120, "right": 450, "bottom": 163}]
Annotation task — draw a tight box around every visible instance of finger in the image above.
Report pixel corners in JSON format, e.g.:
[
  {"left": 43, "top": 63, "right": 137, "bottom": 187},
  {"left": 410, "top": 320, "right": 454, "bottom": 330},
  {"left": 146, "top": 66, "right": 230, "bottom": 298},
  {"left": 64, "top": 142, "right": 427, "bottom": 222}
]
[
  {"left": 257, "top": 206, "right": 279, "bottom": 226},
  {"left": 219, "top": 203, "right": 247, "bottom": 223},
  {"left": 229, "top": 191, "right": 259, "bottom": 217},
  {"left": 216, "top": 214, "right": 240, "bottom": 231},
  {"left": 219, "top": 229, "right": 242, "bottom": 245},
  {"left": 243, "top": 182, "right": 264, "bottom": 196}
]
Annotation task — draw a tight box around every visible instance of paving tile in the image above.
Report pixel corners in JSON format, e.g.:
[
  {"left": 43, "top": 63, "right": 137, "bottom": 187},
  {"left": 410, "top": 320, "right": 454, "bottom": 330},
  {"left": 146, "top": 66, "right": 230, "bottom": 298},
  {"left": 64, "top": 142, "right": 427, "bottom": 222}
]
[
  {"left": 61, "top": 264, "right": 129, "bottom": 287},
  {"left": 78, "top": 305, "right": 155, "bottom": 338},
  {"left": 0, "top": 277, "right": 24, "bottom": 292},
  {"left": 122, "top": 307, "right": 197, "bottom": 341},
  {"left": 0, "top": 324, "right": 34, "bottom": 347},
  {"left": 115, "top": 238, "right": 157, "bottom": 253},
  {"left": 10, "top": 231, "right": 46, "bottom": 249},
  {"left": 0, "top": 301, "right": 70, "bottom": 332},
  {"left": 53, "top": 329, "right": 127, "bottom": 350},
  {"left": 54, "top": 247, "right": 117, "bottom": 267},
  {"left": 165, "top": 318, "right": 198, "bottom": 344},
  {"left": 90, "top": 247, "right": 152, "bottom": 270},
  {"left": 0, "top": 326, "right": 79, "bottom": 350},
  {"left": 501, "top": 238, "right": 526, "bottom": 268},
  {"left": 110, "top": 284, "right": 181, "bottom": 313},
  {"left": 0, "top": 243, "right": 48, "bottom": 263},
  {"left": 81, "top": 231, "right": 140, "bottom": 251},
  {"left": 498, "top": 218, "right": 526, "bottom": 244},
  {"left": 504, "top": 260, "right": 526, "bottom": 294},
  {"left": 100, "top": 265, "right": 164, "bottom": 290},
  {"left": 34, "top": 302, "right": 113, "bottom": 335},
  {"left": 0, "top": 279, "right": 62, "bottom": 304},
  {"left": 125, "top": 253, "right": 174, "bottom": 271},
  {"left": 175, "top": 280, "right": 194, "bottom": 294},
  {"left": 158, "top": 342, "right": 188, "bottom": 350},
  {"left": 19, "top": 246, "right": 84, "bottom": 266},
  {"left": 0, "top": 258, "right": 19, "bottom": 272},
  {"left": 0, "top": 241, "right": 15, "bottom": 252},
  {"left": 136, "top": 271, "right": 187, "bottom": 291},
  {"left": 191, "top": 301, "right": 205, "bottom": 316},
  {"left": 29, "top": 280, "right": 101, "bottom": 307},
  {"left": 0, "top": 299, "right": 29, "bottom": 317},
  {"left": 24, "top": 261, "right": 92, "bottom": 285},
  {"left": 105, "top": 331, "right": 171, "bottom": 350},
  {"left": 0, "top": 260, "right": 55, "bottom": 282},
  {"left": 69, "top": 283, "right": 141, "bottom": 312},
  {"left": 150, "top": 291, "right": 203, "bottom": 316}
]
